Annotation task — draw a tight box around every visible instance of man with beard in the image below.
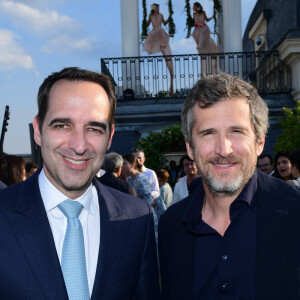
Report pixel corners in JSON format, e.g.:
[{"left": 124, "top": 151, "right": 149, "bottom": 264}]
[{"left": 158, "top": 73, "right": 300, "bottom": 300}]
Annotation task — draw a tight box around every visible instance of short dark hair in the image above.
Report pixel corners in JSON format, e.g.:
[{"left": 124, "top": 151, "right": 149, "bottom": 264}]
[
  {"left": 122, "top": 154, "right": 137, "bottom": 169},
  {"left": 104, "top": 152, "right": 123, "bottom": 173},
  {"left": 25, "top": 162, "right": 39, "bottom": 173},
  {"left": 179, "top": 154, "right": 193, "bottom": 168},
  {"left": 258, "top": 154, "right": 273, "bottom": 165},
  {"left": 37, "top": 67, "right": 116, "bottom": 134},
  {"left": 290, "top": 149, "right": 300, "bottom": 173}
]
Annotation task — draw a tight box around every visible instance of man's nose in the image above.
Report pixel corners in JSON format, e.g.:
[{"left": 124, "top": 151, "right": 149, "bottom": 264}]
[
  {"left": 215, "top": 134, "right": 233, "bottom": 158},
  {"left": 69, "top": 129, "right": 88, "bottom": 155}
]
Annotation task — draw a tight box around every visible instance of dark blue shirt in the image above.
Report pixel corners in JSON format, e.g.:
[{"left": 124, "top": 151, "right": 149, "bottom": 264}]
[{"left": 183, "top": 172, "right": 258, "bottom": 300}]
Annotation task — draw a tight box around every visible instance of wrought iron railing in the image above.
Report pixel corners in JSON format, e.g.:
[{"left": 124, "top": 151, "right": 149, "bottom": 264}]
[{"left": 101, "top": 51, "right": 292, "bottom": 100}]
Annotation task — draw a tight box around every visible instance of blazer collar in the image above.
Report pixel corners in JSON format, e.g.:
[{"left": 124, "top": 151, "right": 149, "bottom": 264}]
[
  {"left": 255, "top": 172, "right": 294, "bottom": 299},
  {"left": 6, "top": 168, "right": 68, "bottom": 300}
]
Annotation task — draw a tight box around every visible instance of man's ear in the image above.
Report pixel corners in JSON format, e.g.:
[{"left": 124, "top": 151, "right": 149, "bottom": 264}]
[
  {"left": 186, "top": 141, "right": 194, "bottom": 161},
  {"left": 107, "top": 124, "right": 115, "bottom": 150},
  {"left": 256, "top": 135, "right": 265, "bottom": 156},
  {"left": 116, "top": 166, "right": 122, "bottom": 177},
  {"left": 33, "top": 116, "right": 42, "bottom": 147}
]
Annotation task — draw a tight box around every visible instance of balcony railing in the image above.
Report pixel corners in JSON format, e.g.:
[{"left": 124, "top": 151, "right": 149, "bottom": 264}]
[{"left": 101, "top": 51, "right": 292, "bottom": 100}]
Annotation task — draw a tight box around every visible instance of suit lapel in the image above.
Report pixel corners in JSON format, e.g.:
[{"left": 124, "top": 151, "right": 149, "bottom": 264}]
[
  {"left": 6, "top": 172, "right": 68, "bottom": 300},
  {"left": 91, "top": 182, "right": 129, "bottom": 299},
  {"left": 255, "top": 180, "right": 293, "bottom": 299}
]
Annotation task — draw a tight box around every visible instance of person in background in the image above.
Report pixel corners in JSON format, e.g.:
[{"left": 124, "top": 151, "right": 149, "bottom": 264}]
[
  {"left": 122, "top": 154, "right": 153, "bottom": 205},
  {"left": 0, "top": 154, "right": 26, "bottom": 186},
  {"left": 98, "top": 152, "right": 135, "bottom": 195},
  {"left": 156, "top": 169, "right": 173, "bottom": 208},
  {"left": 25, "top": 161, "right": 39, "bottom": 178},
  {"left": 273, "top": 150, "right": 293, "bottom": 181},
  {"left": 143, "top": 3, "right": 174, "bottom": 95},
  {"left": 257, "top": 154, "right": 274, "bottom": 175},
  {"left": 289, "top": 149, "right": 300, "bottom": 186},
  {"left": 191, "top": 2, "right": 217, "bottom": 55},
  {"left": 132, "top": 148, "right": 160, "bottom": 200},
  {"left": 122, "top": 154, "right": 160, "bottom": 244},
  {"left": 168, "top": 160, "right": 179, "bottom": 190},
  {"left": 172, "top": 154, "right": 199, "bottom": 205}
]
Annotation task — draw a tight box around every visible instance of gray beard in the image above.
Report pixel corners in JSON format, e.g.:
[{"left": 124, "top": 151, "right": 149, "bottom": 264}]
[{"left": 201, "top": 167, "right": 255, "bottom": 198}]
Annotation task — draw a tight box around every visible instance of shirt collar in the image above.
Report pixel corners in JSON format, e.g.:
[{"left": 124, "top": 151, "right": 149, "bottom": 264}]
[
  {"left": 38, "top": 168, "right": 97, "bottom": 216},
  {"left": 183, "top": 170, "right": 258, "bottom": 233}
]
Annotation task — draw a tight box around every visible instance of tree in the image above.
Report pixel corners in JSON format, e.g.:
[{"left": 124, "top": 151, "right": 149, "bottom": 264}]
[
  {"left": 135, "top": 124, "right": 186, "bottom": 170},
  {"left": 274, "top": 102, "right": 300, "bottom": 152}
]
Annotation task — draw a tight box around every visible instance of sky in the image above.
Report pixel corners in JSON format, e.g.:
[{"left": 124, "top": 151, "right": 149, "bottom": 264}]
[{"left": 0, "top": 0, "right": 257, "bottom": 155}]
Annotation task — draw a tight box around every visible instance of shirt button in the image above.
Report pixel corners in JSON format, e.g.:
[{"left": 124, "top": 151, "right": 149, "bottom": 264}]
[
  {"left": 221, "top": 281, "right": 228, "bottom": 288},
  {"left": 222, "top": 254, "right": 228, "bottom": 260}
]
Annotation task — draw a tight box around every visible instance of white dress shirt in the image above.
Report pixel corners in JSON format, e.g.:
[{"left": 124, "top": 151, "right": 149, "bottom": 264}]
[
  {"left": 172, "top": 176, "right": 188, "bottom": 205},
  {"left": 38, "top": 169, "right": 100, "bottom": 296},
  {"left": 142, "top": 165, "right": 160, "bottom": 199}
]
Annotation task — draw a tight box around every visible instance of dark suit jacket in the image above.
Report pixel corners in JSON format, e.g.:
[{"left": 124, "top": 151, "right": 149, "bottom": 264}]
[
  {"left": 98, "top": 172, "right": 134, "bottom": 195},
  {"left": 159, "top": 170, "right": 300, "bottom": 300},
  {"left": 0, "top": 169, "right": 161, "bottom": 299}
]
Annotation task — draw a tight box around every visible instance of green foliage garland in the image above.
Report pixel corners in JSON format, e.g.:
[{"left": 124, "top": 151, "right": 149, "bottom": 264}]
[
  {"left": 185, "top": 0, "right": 194, "bottom": 38},
  {"left": 141, "top": 0, "right": 148, "bottom": 41},
  {"left": 167, "top": 0, "right": 176, "bottom": 36},
  {"left": 135, "top": 124, "right": 186, "bottom": 170},
  {"left": 274, "top": 102, "right": 300, "bottom": 152},
  {"left": 212, "top": 0, "right": 222, "bottom": 33}
]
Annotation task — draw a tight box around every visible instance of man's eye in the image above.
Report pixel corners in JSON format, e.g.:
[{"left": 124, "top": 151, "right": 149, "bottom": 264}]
[
  {"left": 87, "top": 127, "right": 105, "bottom": 134},
  {"left": 53, "top": 124, "right": 68, "bottom": 129}
]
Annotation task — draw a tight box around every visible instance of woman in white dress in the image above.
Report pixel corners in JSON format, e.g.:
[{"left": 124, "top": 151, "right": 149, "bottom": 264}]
[
  {"left": 143, "top": 3, "right": 174, "bottom": 95},
  {"left": 191, "top": 2, "right": 218, "bottom": 74}
]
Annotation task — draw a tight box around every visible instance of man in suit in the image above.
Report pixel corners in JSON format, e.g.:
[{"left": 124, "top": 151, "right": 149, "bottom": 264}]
[
  {"left": 159, "top": 73, "right": 300, "bottom": 299},
  {"left": 0, "top": 67, "right": 160, "bottom": 299},
  {"left": 98, "top": 152, "right": 134, "bottom": 195}
]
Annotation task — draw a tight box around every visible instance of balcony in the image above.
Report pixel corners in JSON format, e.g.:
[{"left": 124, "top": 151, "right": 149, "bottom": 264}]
[{"left": 101, "top": 51, "right": 292, "bottom": 100}]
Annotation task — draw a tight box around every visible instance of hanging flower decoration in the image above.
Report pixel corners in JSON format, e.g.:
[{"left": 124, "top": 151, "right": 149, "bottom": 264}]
[
  {"left": 185, "top": 0, "right": 194, "bottom": 38},
  {"left": 212, "top": 0, "right": 222, "bottom": 33},
  {"left": 167, "top": 0, "right": 176, "bottom": 37},
  {"left": 141, "top": 0, "right": 148, "bottom": 41}
]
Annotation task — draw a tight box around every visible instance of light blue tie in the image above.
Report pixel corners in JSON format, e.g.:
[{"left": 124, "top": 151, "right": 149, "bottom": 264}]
[{"left": 58, "top": 200, "right": 90, "bottom": 300}]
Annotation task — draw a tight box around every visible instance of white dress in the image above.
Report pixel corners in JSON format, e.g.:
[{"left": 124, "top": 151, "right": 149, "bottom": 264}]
[{"left": 143, "top": 13, "right": 172, "bottom": 55}]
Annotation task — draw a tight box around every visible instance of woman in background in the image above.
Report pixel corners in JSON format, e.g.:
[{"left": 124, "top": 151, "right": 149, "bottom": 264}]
[
  {"left": 143, "top": 3, "right": 174, "bottom": 95},
  {"left": 273, "top": 150, "right": 293, "bottom": 181},
  {"left": 156, "top": 169, "right": 173, "bottom": 208},
  {"left": 0, "top": 155, "right": 26, "bottom": 186},
  {"left": 191, "top": 2, "right": 218, "bottom": 74},
  {"left": 122, "top": 154, "right": 153, "bottom": 205}
]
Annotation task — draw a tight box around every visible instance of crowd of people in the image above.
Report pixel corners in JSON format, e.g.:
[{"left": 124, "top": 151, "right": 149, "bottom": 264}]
[{"left": 0, "top": 67, "right": 299, "bottom": 299}]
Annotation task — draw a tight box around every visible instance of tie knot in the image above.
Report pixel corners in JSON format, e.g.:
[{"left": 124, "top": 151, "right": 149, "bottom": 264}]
[{"left": 58, "top": 199, "right": 83, "bottom": 219}]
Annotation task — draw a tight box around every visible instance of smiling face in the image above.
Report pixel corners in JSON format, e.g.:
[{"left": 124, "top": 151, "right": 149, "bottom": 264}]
[
  {"left": 33, "top": 79, "right": 114, "bottom": 199},
  {"left": 257, "top": 156, "right": 273, "bottom": 174},
  {"left": 183, "top": 159, "right": 197, "bottom": 177},
  {"left": 276, "top": 156, "right": 292, "bottom": 181},
  {"left": 186, "top": 98, "right": 264, "bottom": 198}
]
